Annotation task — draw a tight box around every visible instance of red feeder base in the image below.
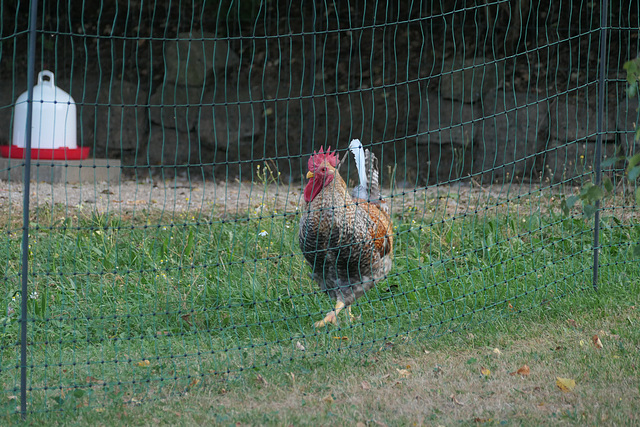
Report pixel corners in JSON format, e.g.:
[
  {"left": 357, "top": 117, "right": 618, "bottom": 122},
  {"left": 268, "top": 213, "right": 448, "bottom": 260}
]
[{"left": 0, "top": 146, "right": 90, "bottom": 161}]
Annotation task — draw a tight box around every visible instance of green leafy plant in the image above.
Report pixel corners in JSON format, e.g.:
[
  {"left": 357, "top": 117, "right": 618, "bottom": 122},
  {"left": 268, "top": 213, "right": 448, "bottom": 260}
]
[
  {"left": 255, "top": 160, "right": 282, "bottom": 188},
  {"left": 624, "top": 57, "right": 640, "bottom": 94},
  {"left": 623, "top": 56, "right": 640, "bottom": 140},
  {"left": 561, "top": 57, "right": 640, "bottom": 256}
]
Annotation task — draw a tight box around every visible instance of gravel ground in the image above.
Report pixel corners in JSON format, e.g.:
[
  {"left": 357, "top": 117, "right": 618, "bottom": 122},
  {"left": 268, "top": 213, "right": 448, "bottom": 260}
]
[
  {"left": 0, "top": 178, "right": 303, "bottom": 217},
  {"left": 0, "top": 178, "right": 574, "bottom": 220}
]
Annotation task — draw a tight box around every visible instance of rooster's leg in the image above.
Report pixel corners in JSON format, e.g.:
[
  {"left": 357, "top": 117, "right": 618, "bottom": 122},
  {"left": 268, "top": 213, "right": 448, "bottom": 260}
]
[
  {"left": 347, "top": 306, "right": 361, "bottom": 322},
  {"left": 314, "top": 300, "right": 345, "bottom": 328}
]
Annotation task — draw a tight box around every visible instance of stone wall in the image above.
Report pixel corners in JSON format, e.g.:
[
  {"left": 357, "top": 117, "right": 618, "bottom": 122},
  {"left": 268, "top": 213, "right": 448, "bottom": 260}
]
[
  {"left": 1, "top": 45, "right": 638, "bottom": 185},
  {"left": 416, "top": 56, "right": 638, "bottom": 185}
]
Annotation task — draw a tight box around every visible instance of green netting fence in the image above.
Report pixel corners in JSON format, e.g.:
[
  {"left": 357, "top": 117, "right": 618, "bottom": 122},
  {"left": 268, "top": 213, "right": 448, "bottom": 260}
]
[{"left": 0, "top": 0, "right": 639, "bottom": 418}]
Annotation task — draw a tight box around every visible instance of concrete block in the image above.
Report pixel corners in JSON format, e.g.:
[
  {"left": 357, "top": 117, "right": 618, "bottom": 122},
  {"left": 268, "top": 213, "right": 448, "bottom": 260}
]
[{"left": 0, "top": 158, "right": 121, "bottom": 183}]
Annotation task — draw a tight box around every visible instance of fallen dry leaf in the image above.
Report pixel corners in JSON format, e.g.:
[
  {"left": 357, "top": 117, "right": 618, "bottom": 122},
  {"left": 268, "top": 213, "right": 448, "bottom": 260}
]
[
  {"left": 136, "top": 360, "right": 150, "bottom": 367},
  {"left": 396, "top": 368, "right": 410, "bottom": 378},
  {"left": 492, "top": 348, "right": 502, "bottom": 355},
  {"left": 450, "top": 394, "right": 465, "bottom": 406},
  {"left": 86, "top": 376, "right": 105, "bottom": 385},
  {"left": 333, "top": 336, "right": 348, "bottom": 341},
  {"left": 433, "top": 365, "right": 444, "bottom": 376},
  {"left": 510, "top": 365, "right": 531, "bottom": 377},
  {"left": 556, "top": 377, "right": 576, "bottom": 392},
  {"left": 480, "top": 367, "right": 491, "bottom": 376},
  {"left": 255, "top": 374, "right": 268, "bottom": 386},
  {"left": 567, "top": 319, "right": 577, "bottom": 328},
  {"left": 361, "top": 381, "right": 371, "bottom": 390},
  {"left": 592, "top": 335, "right": 603, "bottom": 349},
  {"left": 181, "top": 314, "right": 192, "bottom": 327},
  {"left": 295, "top": 341, "right": 306, "bottom": 351},
  {"left": 322, "top": 395, "right": 334, "bottom": 403}
]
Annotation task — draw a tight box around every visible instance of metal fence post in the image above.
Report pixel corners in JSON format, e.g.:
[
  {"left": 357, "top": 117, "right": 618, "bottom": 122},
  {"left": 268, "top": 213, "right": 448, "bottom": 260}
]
[
  {"left": 306, "top": 0, "right": 317, "bottom": 157},
  {"left": 593, "top": 0, "right": 609, "bottom": 291},
  {"left": 20, "top": 0, "right": 39, "bottom": 419}
]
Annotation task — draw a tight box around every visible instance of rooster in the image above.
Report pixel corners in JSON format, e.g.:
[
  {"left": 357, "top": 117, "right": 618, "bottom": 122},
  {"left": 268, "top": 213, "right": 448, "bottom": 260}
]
[{"left": 299, "top": 139, "right": 394, "bottom": 327}]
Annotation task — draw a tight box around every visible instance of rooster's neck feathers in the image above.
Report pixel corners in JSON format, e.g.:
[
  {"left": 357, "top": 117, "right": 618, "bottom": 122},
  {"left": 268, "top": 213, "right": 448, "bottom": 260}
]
[{"left": 303, "top": 141, "right": 383, "bottom": 208}]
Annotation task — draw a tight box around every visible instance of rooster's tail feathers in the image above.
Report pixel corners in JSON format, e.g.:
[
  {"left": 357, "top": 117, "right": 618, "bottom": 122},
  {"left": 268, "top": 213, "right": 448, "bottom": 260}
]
[{"left": 349, "top": 139, "right": 381, "bottom": 203}]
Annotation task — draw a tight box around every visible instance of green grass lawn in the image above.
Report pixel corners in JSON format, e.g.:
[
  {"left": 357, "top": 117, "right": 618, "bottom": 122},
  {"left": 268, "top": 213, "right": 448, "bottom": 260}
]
[{"left": 0, "top": 195, "right": 638, "bottom": 424}]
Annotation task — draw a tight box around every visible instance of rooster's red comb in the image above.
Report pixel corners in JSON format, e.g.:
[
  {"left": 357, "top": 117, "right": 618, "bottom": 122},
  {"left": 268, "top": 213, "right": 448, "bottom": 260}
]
[{"left": 308, "top": 146, "right": 339, "bottom": 171}]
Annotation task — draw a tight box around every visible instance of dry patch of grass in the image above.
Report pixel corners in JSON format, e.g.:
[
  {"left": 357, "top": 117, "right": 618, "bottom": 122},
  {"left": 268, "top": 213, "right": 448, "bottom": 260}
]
[
  {"left": 35, "top": 293, "right": 639, "bottom": 426},
  {"left": 208, "top": 309, "right": 638, "bottom": 426}
]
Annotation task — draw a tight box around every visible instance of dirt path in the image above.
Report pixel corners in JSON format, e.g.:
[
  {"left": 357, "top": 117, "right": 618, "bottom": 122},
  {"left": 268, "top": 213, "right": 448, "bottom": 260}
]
[
  {"left": 0, "top": 179, "right": 570, "bottom": 219},
  {"left": 3, "top": 178, "right": 638, "bottom": 225}
]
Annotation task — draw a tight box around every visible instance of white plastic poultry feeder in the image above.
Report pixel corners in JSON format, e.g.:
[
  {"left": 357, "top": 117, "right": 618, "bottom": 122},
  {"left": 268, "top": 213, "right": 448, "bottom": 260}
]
[{"left": 2, "top": 70, "right": 89, "bottom": 160}]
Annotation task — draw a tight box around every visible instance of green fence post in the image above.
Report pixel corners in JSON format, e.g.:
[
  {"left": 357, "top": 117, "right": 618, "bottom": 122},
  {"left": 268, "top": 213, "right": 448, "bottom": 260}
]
[
  {"left": 593, "top": 0, "right": 609, "bottom": 291},
  {"left": 20, "top": 0, "right": 40, "bottom": 420}
]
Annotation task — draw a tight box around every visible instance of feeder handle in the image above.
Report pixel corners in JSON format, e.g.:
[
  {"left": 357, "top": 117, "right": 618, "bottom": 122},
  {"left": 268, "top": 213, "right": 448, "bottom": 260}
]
[{"left": 38, "top": 70, "right": 55, "bottom": 86}]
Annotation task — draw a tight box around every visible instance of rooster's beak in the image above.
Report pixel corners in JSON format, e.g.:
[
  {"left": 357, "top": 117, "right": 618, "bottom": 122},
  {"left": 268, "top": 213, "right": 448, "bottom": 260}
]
[{"left": 306, "top": 171, "right": 314, "bottom": 179}]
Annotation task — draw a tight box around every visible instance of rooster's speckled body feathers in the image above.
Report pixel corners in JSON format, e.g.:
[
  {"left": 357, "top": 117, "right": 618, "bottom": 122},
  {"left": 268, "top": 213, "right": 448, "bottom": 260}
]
[{"left": 299, "top": 142, "right": 393, "bottom": 327}]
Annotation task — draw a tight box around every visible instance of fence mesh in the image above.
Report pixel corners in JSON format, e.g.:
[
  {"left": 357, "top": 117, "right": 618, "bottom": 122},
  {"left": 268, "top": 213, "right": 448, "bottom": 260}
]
[{"left": 0, "top": 0, "right": 639, "bottom": 417}]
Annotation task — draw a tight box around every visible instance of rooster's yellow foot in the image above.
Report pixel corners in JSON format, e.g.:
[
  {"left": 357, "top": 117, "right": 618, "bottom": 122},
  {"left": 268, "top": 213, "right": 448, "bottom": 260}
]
[
  {"left": 347, "top": 306, "right": 361, "bottom": 322},
  {"left": 314, "top": 300, "right": 345, "bottom": 328},
  {"left": 314, "top": 312, "right": 337, "bottom": 328}
]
